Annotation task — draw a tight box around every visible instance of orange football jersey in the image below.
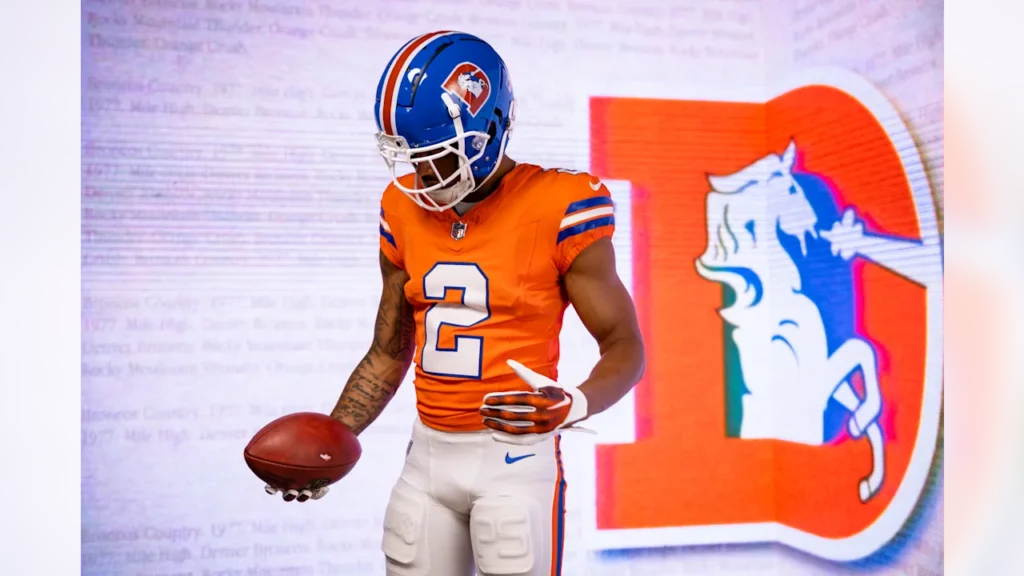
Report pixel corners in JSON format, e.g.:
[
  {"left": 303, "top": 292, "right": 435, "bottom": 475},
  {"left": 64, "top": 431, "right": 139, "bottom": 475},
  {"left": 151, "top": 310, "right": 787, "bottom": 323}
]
[{"left": 378, "top": 163, "right": 616, "bottom": 432}]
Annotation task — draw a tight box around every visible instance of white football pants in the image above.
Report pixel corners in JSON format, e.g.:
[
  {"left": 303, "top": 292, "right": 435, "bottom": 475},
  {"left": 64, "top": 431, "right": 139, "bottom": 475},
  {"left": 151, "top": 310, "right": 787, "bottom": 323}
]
[{"left": 381, "top": 418, "right": 567, "bottom": 576}]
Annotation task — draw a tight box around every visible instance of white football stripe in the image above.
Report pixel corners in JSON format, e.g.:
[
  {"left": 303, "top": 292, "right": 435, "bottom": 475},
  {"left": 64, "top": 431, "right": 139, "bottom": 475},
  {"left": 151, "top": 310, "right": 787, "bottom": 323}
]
[
  {"left": 377, "top": 36, "right": 417, "bottom": 133},
  {"left": 559, "top": 206, "right": 614, "bottom": 230},
  {"left": 387, "top": 31, "right": 451, "bottom": 136}
]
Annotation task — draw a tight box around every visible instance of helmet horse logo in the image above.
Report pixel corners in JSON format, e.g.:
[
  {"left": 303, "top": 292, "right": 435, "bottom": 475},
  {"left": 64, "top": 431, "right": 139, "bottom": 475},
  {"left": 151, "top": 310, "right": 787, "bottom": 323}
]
[{"left": 443, "top": 62, "right": 491, "bottom": 116}]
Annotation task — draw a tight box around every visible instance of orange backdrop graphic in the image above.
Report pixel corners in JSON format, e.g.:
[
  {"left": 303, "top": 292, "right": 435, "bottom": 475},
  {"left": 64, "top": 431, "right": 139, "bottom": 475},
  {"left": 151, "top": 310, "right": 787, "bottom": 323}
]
[{"left": 590, "top": 86, "right": 927, "bottom": 539}]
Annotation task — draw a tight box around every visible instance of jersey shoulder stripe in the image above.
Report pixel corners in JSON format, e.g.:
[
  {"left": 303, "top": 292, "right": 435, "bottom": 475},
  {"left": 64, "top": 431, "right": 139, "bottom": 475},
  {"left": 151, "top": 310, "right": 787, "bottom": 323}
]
[
  {"left": 558, "top": 195, "right": 615, "bottom": 244},
  {"left": 557, "top": 215, "right": 614, "bottom": 243},
  {"left": 565, "top": 195, "right": 613, "bottom": 214},
  {"left": 379, "top": 207, "right": 397, "bottom": 247}
]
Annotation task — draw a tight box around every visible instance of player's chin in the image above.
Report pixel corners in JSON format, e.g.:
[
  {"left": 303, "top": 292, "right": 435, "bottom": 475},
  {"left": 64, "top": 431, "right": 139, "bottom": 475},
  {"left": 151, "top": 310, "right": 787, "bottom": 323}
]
[
  {"left": 424, "top": 176, "right": 469, "bottom": 203},
  {"left": 425, "top": 187, "right": 459, "bottom": 206}
]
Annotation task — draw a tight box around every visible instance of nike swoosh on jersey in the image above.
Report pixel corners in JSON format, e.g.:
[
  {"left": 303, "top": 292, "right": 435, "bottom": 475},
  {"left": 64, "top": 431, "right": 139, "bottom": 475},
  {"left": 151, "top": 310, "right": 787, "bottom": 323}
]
[{"left": 505, "top": 452, "right": 535, "bottom": 464}]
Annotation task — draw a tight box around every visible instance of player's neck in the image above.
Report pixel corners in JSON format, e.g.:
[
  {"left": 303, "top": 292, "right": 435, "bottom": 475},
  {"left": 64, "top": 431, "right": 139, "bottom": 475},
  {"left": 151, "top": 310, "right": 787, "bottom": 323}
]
[{"left": 462, "top": 156, "right": 517, "bottom": 204}]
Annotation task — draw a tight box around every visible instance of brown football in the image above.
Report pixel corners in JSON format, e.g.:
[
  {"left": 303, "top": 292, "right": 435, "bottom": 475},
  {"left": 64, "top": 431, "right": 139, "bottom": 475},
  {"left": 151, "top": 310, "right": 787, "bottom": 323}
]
[{"left": 243, "top": 412, "right": 361, "bottom": 492}]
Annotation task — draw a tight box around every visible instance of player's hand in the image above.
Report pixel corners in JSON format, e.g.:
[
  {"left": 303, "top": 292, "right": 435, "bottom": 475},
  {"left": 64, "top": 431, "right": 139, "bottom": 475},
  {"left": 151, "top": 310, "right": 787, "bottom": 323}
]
[
  {"left": 263, "top": 484, "right": 329, "bottom": 503},
  {"left": 480, "top": 359, "right": 591, "bottom": 446}
]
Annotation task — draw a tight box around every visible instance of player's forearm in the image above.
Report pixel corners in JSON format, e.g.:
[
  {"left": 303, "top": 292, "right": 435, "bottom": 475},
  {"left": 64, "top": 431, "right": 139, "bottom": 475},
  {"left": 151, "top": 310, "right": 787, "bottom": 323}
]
[
  {"left": 330, "top": 251, "right": 415, "bottom": 435},
  {"left": 330, "top": 348, "right": 410, "bottom": 435},
  {"left": 577, "top": 335, "right": 646, "bottom": 418}
]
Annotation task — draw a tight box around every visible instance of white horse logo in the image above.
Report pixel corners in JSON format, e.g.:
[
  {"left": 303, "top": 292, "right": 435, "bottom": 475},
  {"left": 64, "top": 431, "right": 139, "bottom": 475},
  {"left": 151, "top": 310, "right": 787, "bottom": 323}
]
[
  {"left": 457, "top": 73, "right": 486, "bottom": 99},
  {"left": 695, "top": 140, "right": 935, "bottom": 502}
]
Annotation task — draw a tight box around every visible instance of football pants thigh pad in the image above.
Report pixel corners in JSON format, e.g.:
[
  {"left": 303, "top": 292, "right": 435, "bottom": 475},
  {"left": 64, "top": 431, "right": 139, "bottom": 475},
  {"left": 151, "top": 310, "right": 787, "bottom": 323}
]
[
  {"left": 382, "top": 481, "right": 475, "bottom": 576},
  {"left": 381, "top": 482, "right": 427, "bottom": 566},
  {"left": 470, "top": 495, "right": 540, "bottom": 575}
]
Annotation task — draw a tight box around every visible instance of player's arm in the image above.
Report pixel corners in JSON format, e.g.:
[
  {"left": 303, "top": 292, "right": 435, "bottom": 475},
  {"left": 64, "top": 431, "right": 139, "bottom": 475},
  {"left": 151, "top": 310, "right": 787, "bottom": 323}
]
[
  {"left": 564, "top": 237, "right": 646, "bottom": 418},
  {"left": 481, "top": 226, "right": 646, "bottom": 444},
  {"left": 329, "top": 250, "right": 415, "bottom": 435}
]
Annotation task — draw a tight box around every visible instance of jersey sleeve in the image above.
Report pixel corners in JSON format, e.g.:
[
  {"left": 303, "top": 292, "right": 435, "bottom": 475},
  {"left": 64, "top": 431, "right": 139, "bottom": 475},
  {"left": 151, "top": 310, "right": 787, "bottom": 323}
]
[
  {"left": 554, "top": 173, "right": 616, "bottom": 274},
  {"left": 378, "top": 189, "right": 404, "bottom": 269}
]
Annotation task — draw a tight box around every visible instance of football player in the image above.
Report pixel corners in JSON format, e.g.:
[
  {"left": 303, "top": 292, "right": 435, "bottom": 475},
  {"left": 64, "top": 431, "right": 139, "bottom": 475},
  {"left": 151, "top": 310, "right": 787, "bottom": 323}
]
[{"left": 266, "top": 31, "right": 645, "bottom": 576}]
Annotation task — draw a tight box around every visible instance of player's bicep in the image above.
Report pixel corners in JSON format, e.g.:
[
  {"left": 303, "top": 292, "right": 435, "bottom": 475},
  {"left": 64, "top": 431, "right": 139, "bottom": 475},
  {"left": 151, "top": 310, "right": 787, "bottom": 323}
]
[
  {"left": 370, "top": 250, "right": 415, "bottom": 362},
  {"left": 563, "top": 238, "right": 641, "bottom": 349}
]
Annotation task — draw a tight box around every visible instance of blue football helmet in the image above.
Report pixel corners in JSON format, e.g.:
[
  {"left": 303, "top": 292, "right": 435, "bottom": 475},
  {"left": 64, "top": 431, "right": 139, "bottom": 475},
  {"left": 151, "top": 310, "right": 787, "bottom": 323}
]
[{"left": 373, "top": 31, "right": 516, "bottom": 211}]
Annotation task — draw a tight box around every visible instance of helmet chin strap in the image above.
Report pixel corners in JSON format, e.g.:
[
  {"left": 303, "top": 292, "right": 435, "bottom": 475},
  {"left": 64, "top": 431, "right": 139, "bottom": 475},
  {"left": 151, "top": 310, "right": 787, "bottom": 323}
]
[{"left": 419, "top": 177, "right": 473, "bottom": 211}]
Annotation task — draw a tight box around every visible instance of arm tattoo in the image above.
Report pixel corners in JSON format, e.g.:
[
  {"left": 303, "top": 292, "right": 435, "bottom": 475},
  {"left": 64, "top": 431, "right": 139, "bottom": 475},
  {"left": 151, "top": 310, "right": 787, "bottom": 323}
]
[
  {"left": 374, "top": 255, "right": 416, "bottom": 361},
  {"left": 330, "top": 252, "right": 415, "bottom": 434}
]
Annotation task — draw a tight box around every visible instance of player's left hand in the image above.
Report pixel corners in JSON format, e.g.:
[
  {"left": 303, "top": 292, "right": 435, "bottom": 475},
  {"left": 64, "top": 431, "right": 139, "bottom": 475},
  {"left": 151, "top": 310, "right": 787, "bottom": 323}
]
[
  {"left": 263, "top": 484, "right": 329, "bottom": 502},
  {"left": 480, "top": 359, "right": 591, "bottom": 445}
]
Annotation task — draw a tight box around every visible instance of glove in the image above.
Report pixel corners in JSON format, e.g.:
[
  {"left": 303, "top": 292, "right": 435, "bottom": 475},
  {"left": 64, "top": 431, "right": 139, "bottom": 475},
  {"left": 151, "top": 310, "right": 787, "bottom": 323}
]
[
  {"left": 263, "top": 484, "right": 329, "bottom": 503},
  {"left": 480, "top": 359, "right": 592, "bottom": 446}
]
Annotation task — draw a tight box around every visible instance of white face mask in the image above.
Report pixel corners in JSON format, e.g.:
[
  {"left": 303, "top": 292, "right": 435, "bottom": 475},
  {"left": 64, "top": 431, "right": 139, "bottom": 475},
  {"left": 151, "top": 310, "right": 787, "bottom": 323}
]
[{"left": 375, "top": 93, "right": 490, "bottom": 212}]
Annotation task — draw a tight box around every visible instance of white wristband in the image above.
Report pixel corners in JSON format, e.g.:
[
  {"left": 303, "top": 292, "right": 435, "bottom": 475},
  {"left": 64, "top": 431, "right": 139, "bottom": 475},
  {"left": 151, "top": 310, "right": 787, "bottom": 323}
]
[{"left": 563, "top": 387, "right": 589, "bottom": 428}]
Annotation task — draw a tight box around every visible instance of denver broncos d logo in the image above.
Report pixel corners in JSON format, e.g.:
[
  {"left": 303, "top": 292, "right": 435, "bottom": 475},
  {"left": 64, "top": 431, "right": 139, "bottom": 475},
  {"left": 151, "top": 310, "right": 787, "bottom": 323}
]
[{"left": 581, "top": 68, "right": 943, "bottom": 562}]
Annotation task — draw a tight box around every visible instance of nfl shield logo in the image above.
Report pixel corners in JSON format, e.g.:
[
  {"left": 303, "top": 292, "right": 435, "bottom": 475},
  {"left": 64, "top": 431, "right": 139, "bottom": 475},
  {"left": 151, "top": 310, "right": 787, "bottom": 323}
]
[{"left": 451, "top": 222, "right": 467, "bottom": 241}]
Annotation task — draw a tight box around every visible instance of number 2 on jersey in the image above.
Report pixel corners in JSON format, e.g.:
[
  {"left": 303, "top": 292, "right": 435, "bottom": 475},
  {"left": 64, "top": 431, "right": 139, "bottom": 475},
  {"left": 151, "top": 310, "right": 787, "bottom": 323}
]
[{"left": 421, "top": 263, "right": 491, "bottom": 379}]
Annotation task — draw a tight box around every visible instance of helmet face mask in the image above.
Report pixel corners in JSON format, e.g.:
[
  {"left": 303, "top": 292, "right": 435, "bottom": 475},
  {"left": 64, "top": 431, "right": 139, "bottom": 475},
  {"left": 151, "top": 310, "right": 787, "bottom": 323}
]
[
  {"left": 373, "top": 32, "right": 515, "bottom": 212},
  {"left": 375, "top": 114, "right": 490, "bottom": 211}
]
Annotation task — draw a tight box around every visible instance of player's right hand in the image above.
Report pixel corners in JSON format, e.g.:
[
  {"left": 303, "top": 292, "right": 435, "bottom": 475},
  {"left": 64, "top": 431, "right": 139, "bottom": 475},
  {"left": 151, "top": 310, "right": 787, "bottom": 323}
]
[
  {"left": 263, "top": 484, "right": 329, "bottom": 503},
  {"left": 481, "top": 359, "right": 593, "bottom": 445}
]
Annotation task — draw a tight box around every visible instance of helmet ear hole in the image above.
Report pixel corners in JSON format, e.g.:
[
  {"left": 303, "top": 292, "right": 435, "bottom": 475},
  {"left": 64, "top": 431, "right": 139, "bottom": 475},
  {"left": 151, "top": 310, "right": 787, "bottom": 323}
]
[{"left": 487, "top": 107, "right": 505, "bottom": 142}]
